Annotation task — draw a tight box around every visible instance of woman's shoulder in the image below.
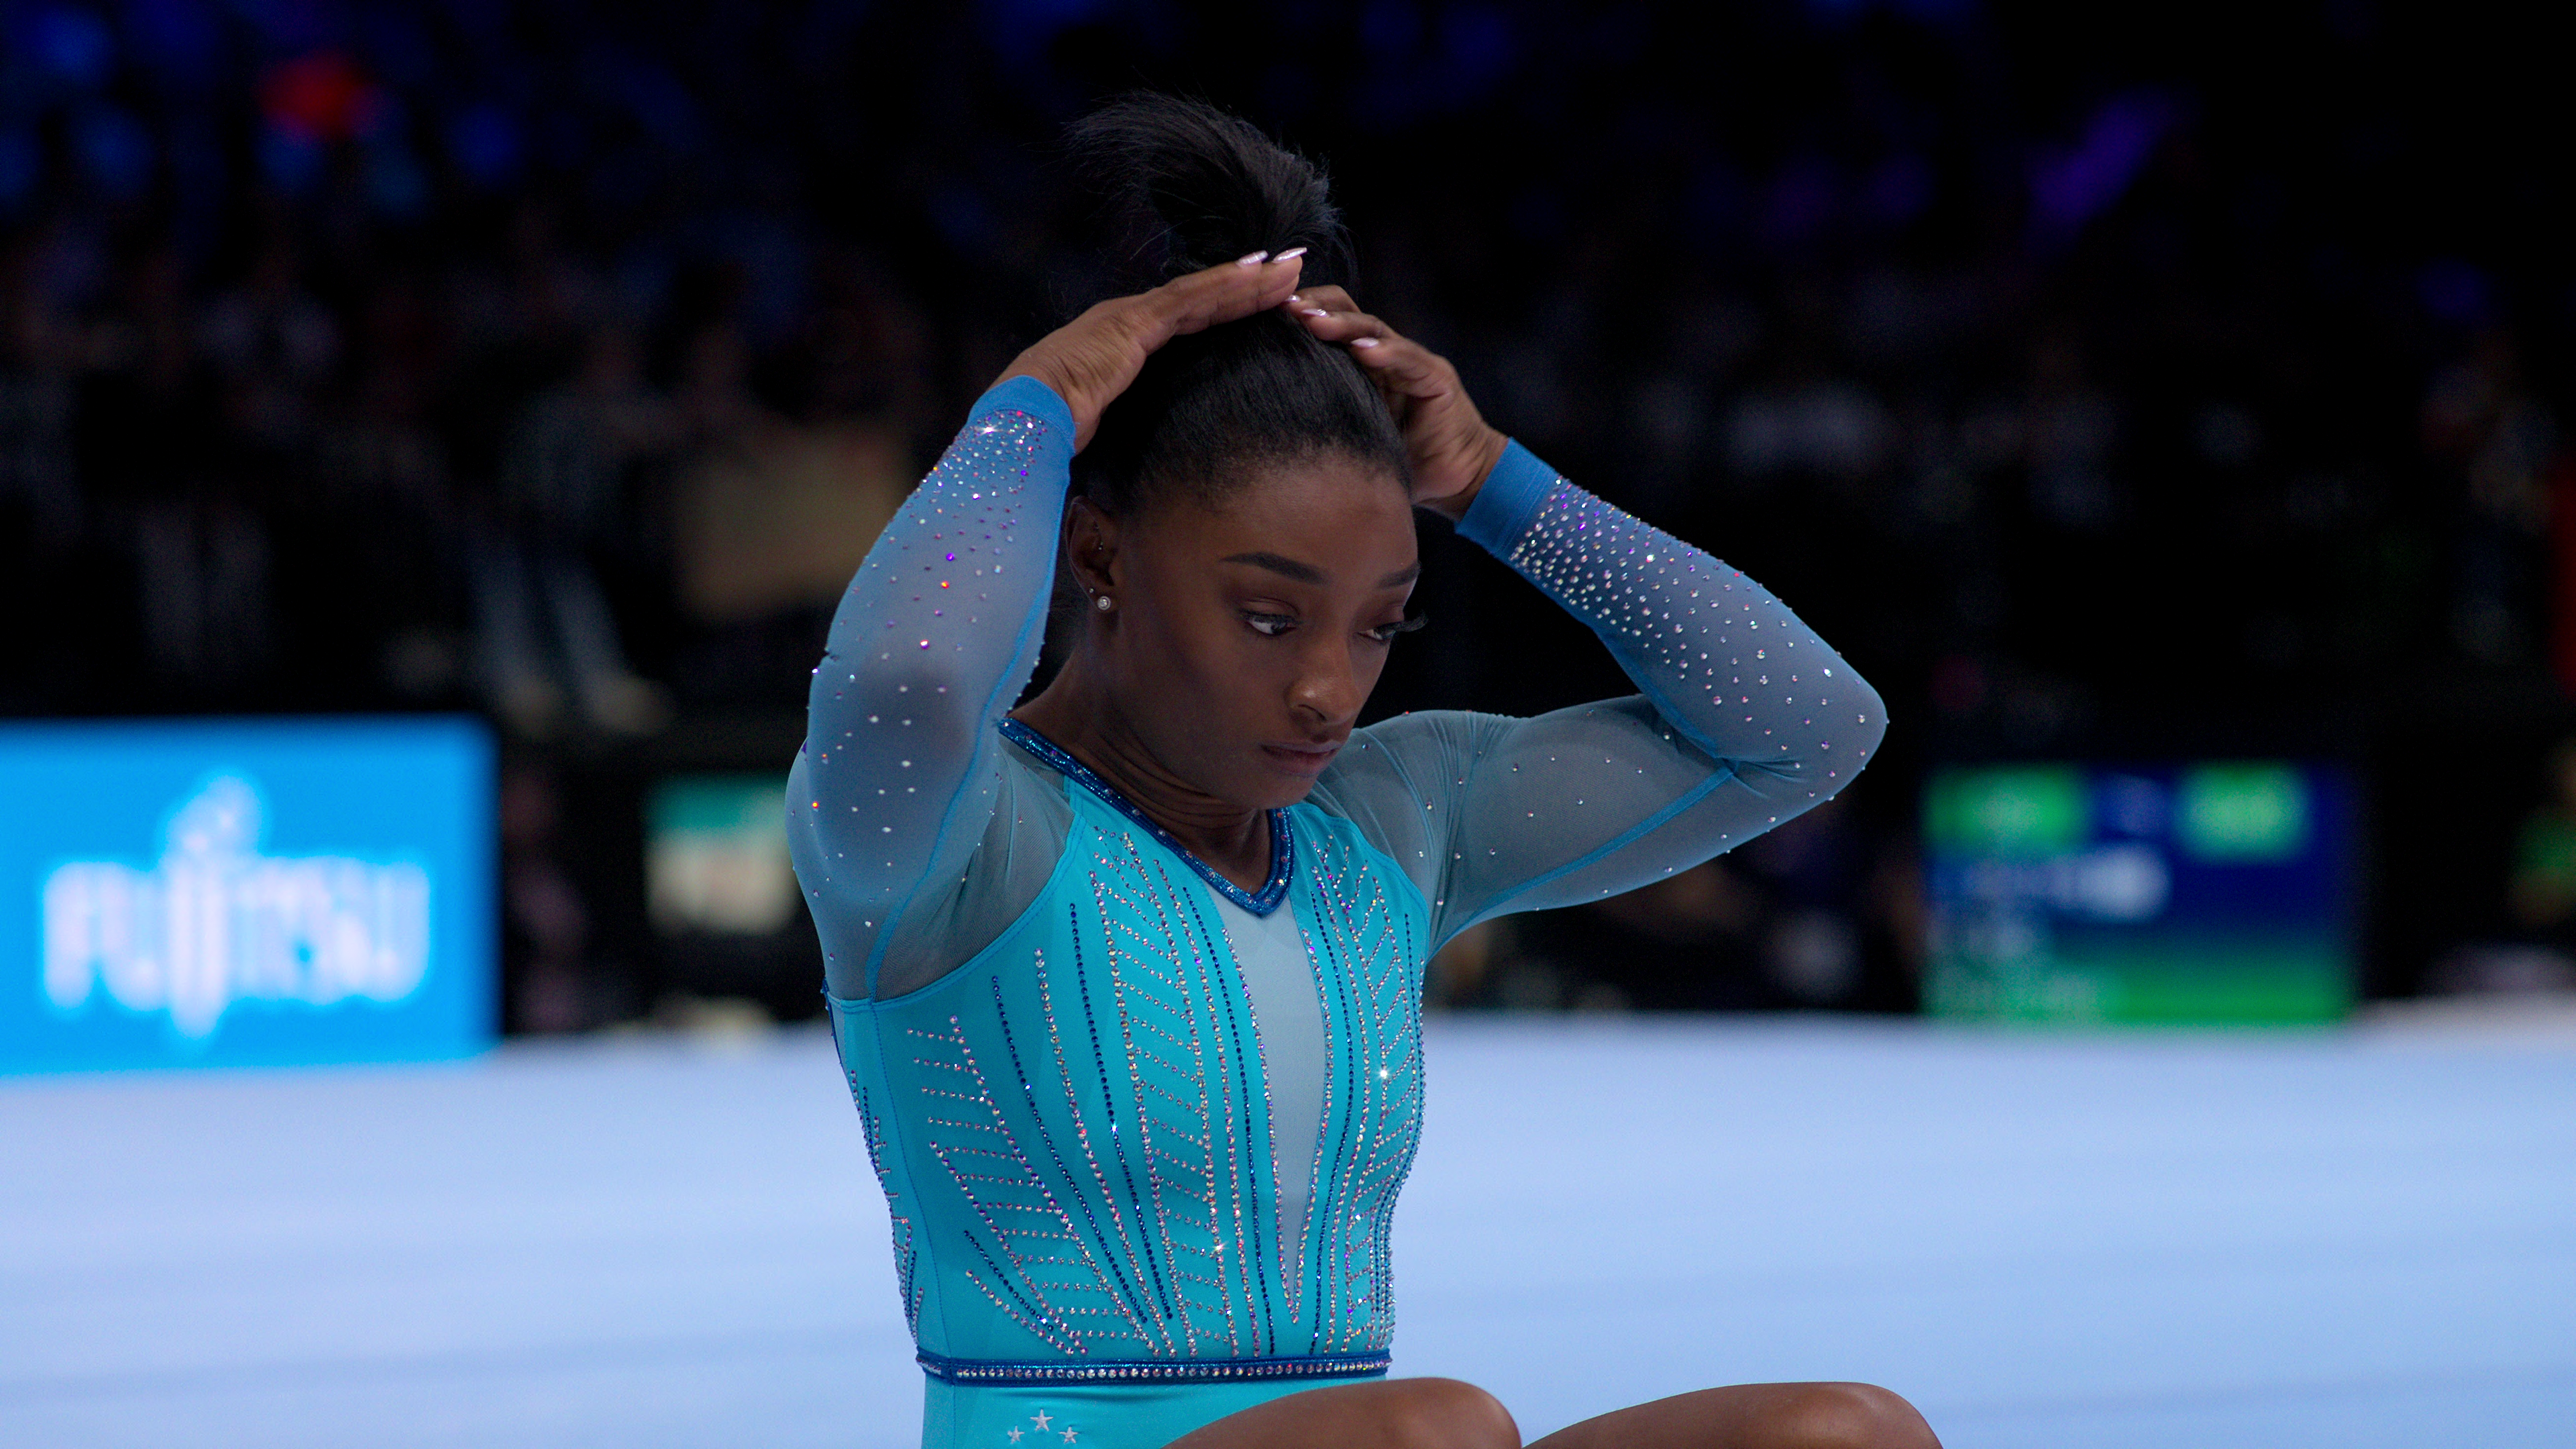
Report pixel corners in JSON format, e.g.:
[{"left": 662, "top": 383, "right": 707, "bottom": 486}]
[
  {"left": 863, "top": 744, "right": 1076, "bottom": 1000},
  {"left": 1285, "top": 793, "right": 1431, "bottom": 912},
  {"left": 1322, "top": 708, "right": 1513, "bottom": 791},
  {"left": 1299, "top": 713, "right": 1501, "bottom": 879}
]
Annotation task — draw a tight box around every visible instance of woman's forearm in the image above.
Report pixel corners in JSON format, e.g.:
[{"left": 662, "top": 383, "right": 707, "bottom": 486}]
[{"left": 1456, "top": 441, "right": 1888, "bottom": 790}]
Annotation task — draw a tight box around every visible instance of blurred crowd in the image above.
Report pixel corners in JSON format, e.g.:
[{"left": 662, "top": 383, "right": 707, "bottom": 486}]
[{"left": 5, "top": 0, "right": 2571, "bottom": 1025}]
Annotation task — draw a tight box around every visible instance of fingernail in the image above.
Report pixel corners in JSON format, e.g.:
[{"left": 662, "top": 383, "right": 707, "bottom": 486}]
[
  {"left": 1273, "top": 246, "right": 1308, "bottom": 262},
  {"left": 1302, "top": 308, "right": 1330, "bottom": 318},
  {"left": 1351, "top": 337, "right": 1380, "bottom": 349},
  {"left": 1236, "top": 250, "right": 1269, "bottom": 267}
]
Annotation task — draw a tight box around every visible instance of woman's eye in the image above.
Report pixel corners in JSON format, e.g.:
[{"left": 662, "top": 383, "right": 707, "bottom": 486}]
[
  {"left": 1367, "top": 615, "right": 1429, "bottom": 644},
  {"left": 1244, "top": 613, "right": 1296, "bottom": 637}
]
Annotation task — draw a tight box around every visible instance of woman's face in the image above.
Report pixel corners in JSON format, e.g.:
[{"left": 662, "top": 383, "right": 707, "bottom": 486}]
[{"left": 1090, "top": 454, "right": 1418, "bottom": 812}]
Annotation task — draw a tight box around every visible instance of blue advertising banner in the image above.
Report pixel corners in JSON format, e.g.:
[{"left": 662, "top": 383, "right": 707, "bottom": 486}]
[{"left": 0, "top": 717, "right": 495, "bottom": 1072}]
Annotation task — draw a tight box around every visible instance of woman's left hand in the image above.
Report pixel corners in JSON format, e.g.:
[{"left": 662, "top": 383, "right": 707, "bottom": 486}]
[{"left": 1289, "top": 287, "right": 1508, "bottom": 521}]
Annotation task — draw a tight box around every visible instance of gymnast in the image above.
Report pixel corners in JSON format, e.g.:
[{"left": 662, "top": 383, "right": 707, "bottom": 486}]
[{"left": 788, "top": 95, "right": 1929, "bottom": 1449}]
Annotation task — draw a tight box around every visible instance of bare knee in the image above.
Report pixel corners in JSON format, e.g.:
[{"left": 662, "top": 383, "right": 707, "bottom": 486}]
[
  {"left": 1377, "top": 1377, "right": 1520, "bottom": 1449},
  {"left": 1754, "top": 1383, "right": 1938, "bottom": 1449}
]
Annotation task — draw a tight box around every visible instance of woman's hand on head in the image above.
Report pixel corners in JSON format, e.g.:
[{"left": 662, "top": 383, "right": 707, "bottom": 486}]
[
  {"left": 997, "top": 252, "right": 1307, "bottom": 450},
  {"left": 1289, "top": 286, "right": 1509, "bottom": 521}
]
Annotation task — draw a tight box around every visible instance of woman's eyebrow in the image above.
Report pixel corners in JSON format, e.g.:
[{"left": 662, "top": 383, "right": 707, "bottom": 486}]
[
  {"left": 1220, "top": 552, "right": 1420, "bottom": 589},
  {"left": 1220, "top": 551, "right": 1326, "bottom": 584}
]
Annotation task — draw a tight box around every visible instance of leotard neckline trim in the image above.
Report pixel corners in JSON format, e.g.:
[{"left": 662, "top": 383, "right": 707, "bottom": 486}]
[{"left": 998, "top": 717, "right": 1294, "bottom": 916}]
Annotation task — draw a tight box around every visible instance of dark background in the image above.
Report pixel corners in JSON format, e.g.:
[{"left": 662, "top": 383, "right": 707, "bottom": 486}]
[{"left": 7, "top": 0, "right": 2574, "bottom": 1030}]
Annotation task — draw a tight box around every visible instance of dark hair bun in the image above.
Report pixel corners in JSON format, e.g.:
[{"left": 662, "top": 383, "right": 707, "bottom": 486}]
[
  {"left": 1069, "top": 94, "right": 1352, "bottom": 288},
  {"left": 1063, "top": 95, "right": 1402, "bottom": 522}
]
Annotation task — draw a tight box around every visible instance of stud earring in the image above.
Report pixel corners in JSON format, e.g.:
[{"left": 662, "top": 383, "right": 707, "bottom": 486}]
[{"left": 1095, "top": 594, "right": 1115, "bottom": 612}]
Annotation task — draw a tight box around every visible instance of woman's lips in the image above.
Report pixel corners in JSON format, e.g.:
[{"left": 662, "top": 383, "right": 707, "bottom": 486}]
[{"left": 1259, "top": 741, "right": 1341, "bottom": 776}]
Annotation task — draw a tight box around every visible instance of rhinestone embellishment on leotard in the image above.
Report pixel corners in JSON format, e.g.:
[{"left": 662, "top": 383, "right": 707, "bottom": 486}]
[
  {"left": 1506, "top": 478, "right": 1873, "bottom": 806},
  {"left": 859, "top": 802, "right": 1424, "bottom": 1371},
  {"left": 855, "top": 1084, "right": 922, "bottom": 1335}
]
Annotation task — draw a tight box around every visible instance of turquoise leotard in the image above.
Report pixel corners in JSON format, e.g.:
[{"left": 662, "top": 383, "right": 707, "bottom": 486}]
[{"left": 789, "top": 377, "right": 1885, "bottom": 1446}]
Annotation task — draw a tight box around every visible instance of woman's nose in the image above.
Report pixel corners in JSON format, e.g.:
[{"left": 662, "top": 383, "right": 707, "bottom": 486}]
[{"left": 1289, "top": 640, "right": 1363, "bottom": 726}]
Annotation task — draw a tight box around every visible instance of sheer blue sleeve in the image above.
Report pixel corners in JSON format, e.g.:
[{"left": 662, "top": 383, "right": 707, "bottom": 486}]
[
  {"left": 1309, "top": 441, "right": 1888, "bottom": 948},
  {"left": 788, "top": 377, "right": 1075, "bottom": 999}
]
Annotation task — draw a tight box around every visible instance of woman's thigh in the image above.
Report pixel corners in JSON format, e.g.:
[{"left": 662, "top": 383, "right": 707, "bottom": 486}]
[
  {"left": 1527, "top": 1382, "right": 1940, "bottom": 1449},
  {"left": 1160, "top": 1376, "right": 1519, "bottom": 1449},
  {"left": 1157, "top": 1377, "right": 1937, "bottom": 1449}
]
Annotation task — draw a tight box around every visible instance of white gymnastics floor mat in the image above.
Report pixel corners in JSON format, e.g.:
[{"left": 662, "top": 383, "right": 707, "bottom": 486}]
[{"left": 4, "top": 1015, "right": 2571, "bottom": 1448}]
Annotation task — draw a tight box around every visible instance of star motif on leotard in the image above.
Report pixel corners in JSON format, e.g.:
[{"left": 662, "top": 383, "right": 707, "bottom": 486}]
[
  {"left": 1061, "top": 1431, "right": 1077, "bottom": 1444},
  {"left": 1030, "top": 1413, "right": 1052, "bottom": 1431},
  {"left": 1005, "top": 1431, "right": 1021, "bottom": 1444}
]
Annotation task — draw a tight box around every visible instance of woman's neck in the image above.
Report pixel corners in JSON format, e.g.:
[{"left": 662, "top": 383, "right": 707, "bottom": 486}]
[{"left": 1011, "top": 661, "right": 1272, "bottom": 892}]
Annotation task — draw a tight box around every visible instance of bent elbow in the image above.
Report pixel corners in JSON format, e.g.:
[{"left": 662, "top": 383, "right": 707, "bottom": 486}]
[
  {"left": 1776, "top": 667, "right": 1886, "bottom": 805},
  {"left": 1832, "top": 672, "right": 1890, "bottom": 790}
]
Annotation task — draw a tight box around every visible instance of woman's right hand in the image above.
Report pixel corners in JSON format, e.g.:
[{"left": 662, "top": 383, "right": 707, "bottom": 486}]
[{"left": 995, "top": 252, "right": 1307, "bottom": 450}]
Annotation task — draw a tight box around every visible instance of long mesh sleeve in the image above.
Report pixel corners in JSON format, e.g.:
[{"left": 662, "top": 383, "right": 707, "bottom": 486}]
[
  {"left": 788, "top": 376, "right": 1074, "bottom": 999},
  {"left": 1310, "top": 441, "right": 1888, "bottom": 948}
]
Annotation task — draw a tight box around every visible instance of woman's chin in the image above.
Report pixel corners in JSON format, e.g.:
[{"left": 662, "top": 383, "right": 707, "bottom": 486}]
[{"left": 1230, "top": 750, "right": 1329, "bottom": 807}]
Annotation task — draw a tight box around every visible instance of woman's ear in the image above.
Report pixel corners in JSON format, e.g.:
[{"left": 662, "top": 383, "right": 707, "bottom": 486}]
[{"left": 1062, "top": 496, "right": 1122, "bottom": 600}]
